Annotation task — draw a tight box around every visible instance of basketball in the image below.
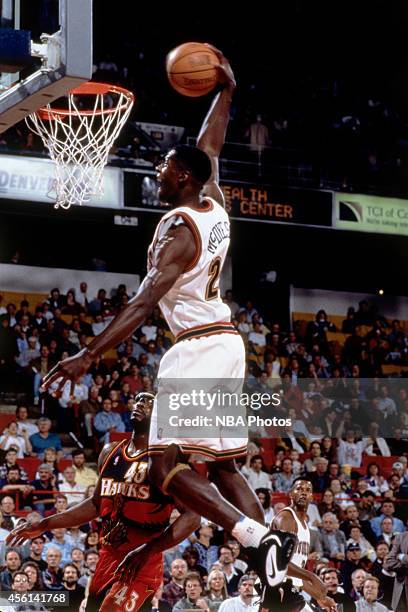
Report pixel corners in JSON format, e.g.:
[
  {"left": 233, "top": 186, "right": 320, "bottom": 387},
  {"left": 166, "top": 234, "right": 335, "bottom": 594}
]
[{"left": 166, "top": 42, "right": 220, "bottom": 97}]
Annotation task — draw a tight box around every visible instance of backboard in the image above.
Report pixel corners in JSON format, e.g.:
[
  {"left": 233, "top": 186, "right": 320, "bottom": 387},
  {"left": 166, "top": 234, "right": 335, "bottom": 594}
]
[{"left": 0, "top": 0, "right": 92, "bottom": 133}]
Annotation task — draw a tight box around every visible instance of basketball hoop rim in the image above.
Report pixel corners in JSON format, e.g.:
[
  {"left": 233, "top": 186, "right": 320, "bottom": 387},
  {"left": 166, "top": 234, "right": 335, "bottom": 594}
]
[{"left": 35, "top": 81, "right": 135, "bottom": 120}]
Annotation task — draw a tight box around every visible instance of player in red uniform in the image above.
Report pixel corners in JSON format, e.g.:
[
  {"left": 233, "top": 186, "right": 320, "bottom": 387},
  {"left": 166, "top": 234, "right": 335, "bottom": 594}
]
[{"left": 7, "top": 392, "right": 200, "bottom": 612}]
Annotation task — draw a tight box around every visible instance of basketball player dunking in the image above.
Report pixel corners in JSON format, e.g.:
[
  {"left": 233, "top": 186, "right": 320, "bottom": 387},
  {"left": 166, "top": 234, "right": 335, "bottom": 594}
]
[
  {"left": 7, "top": 393, "right": 200, "bottom": 612},
  {"left": 270, "top": 480, "right": 336, "bottom": 612},
  {"left": 41, "top": 46, "right": 327, "bottom": 602}
]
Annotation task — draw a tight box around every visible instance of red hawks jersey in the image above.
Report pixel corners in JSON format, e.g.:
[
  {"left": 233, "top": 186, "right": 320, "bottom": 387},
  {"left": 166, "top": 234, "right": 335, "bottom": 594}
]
[
  {"left": 99, "top": 440, "right": 174, "bottom": 551},
  {"left": 148, "top": 198, "right": 232, "bottom": 337}
]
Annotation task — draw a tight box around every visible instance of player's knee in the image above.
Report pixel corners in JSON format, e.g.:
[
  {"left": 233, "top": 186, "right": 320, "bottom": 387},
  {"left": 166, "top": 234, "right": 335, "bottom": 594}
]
[{"left": 150, "top": 446, "right": 182, "bottom": 484}]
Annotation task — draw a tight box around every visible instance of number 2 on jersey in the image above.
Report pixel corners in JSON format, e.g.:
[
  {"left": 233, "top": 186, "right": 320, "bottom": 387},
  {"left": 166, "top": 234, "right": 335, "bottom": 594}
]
[{"left": 205, "top": 257, "right": 221, "bottom": 300}]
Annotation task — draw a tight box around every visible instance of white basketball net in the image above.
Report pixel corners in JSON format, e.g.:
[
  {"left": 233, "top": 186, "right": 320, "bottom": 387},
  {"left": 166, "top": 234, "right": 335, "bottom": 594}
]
[{"left": 26, "top": 83, "right": 134, "bottom": 209}]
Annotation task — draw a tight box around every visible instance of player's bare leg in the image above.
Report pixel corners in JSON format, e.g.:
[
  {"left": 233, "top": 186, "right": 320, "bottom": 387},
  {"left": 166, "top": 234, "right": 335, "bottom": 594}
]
[
  {"left": 150, "top": 445, "right": 279, "bottom": 553},
  {"left": 207, "top": 459, "right": 265, "bottom": 524},
  {"left": 150, "top": 446, "right": 243, "bottom": 531}
]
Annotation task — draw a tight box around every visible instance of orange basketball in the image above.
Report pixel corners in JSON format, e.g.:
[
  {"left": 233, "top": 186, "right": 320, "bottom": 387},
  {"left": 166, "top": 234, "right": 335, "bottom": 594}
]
[{"left": 166, "top": 42, "right": 220, "bottom": 97}]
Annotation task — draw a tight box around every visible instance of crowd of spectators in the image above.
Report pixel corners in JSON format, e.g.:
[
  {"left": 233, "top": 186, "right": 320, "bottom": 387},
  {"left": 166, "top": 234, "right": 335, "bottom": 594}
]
[{"left": 0, "top": 285, "right": 407, "bottom": 608}]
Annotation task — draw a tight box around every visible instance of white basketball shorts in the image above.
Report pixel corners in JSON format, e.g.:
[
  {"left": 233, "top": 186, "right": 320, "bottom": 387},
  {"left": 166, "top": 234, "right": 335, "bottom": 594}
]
[{"left": 148, "top": 331, "right": 247, "bottom": 460}]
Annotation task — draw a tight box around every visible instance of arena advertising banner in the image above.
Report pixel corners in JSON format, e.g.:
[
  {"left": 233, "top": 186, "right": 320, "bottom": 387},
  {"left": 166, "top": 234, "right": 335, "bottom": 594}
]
[
  {"left": 334, "top": 192, "right": 408, "bottom": 236},
  {"left": 124, "top": 171, "right": 333, "bottom": 228},
  {"left": 0, "top": 155, "right": 122, "bottom": 208},
  {"left": 221, "top": 183, "right": 332, "bottom": 227}
]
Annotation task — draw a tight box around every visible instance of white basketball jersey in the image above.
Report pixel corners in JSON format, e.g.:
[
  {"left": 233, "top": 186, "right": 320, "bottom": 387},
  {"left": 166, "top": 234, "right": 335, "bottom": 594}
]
[
  {"left": 282, "top": 506, "right": 310, "bottom": 588},
  {"left": 148, "top": 198, "right": 232, "bottom": 338}
]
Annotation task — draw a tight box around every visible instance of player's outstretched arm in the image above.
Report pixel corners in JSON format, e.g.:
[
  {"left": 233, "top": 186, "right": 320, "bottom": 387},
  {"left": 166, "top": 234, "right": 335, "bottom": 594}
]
[
  {"left": 42, "top": 225, "right": 196, "bottom": 391},
  {"left": 6, "top": 497, "right": 98, "bottom": 547},
  {"left": 197, "top": 45, "right": 236, "bottom": 207},
  {"left": 7, "top": 442, "right": 116, "bottom": 547},
  {"left": 115, "top": 498, "right": 201, "bottom": 581}
]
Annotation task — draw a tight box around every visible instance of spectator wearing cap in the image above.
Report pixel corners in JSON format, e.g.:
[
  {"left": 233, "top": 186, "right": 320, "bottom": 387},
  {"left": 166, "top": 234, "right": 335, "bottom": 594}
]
[
  {"left": 218, "top": 575, "right": 257, "bottom": 612},
  {"left": 318, "top": 512, "right": 346, "bottom": 562},
  {"left": 347, "top": 525, "right": 376, "bottom": 562},
  {"left": 341, "top": 543, "right": 366, "bottom": 597},
  {"left": 15, "top": 336, "right": 40, "bottom": 368},
  {"left": 314, "top": 568, "right": 355, "bottom": 612},
  {"left": 390, "top": 461, "right": 407, "bottom": 485},
  {"left": 29, "top": 418, "right": 63, "bottom": 459},
  {"left": 30, "top": 463, "right": 58, "bottom": 514},
  {"left": 370, "top": 501, "right": 405, "bottom": 538},
  {"left": 356, "top": 576, "right": 389, "bottom": 612}
]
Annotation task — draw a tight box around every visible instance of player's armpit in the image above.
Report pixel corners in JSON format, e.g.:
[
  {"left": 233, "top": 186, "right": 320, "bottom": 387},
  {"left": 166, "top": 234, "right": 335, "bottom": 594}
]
[{"left": 201, "top": 179, "right": 225, "bottom": 208}]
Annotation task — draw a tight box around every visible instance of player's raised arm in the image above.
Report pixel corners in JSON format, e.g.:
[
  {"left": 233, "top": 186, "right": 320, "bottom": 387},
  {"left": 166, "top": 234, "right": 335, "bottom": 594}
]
[
  {"left": 197, "top": 45, "right": 236, "bottom": 207},
  {"left": 42, "top": 224, "right": 196, "bottom": 390}
]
